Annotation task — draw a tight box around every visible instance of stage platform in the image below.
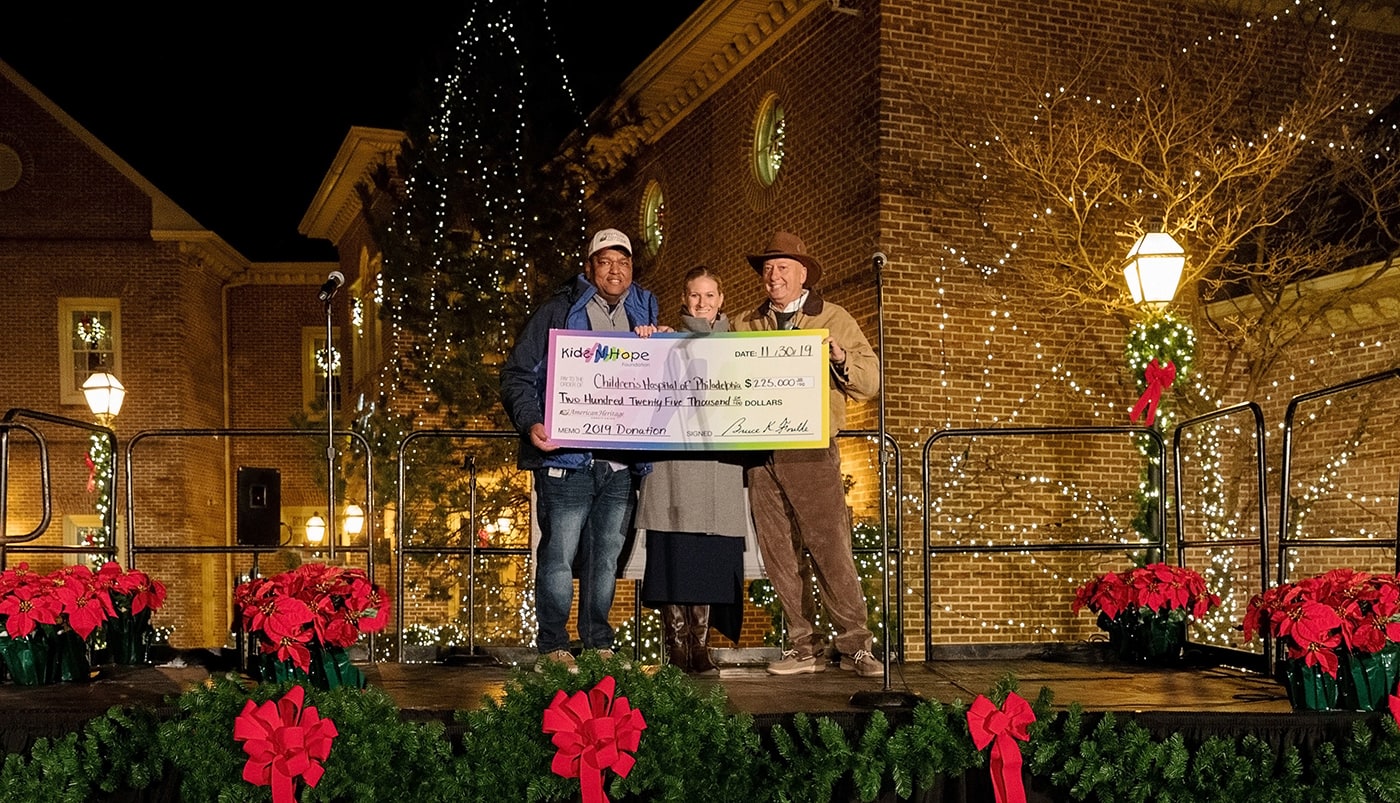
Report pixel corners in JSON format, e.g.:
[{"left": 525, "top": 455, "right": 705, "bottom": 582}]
[{"left": 2, "top": 641, "right": 1341, "bottom": 757}]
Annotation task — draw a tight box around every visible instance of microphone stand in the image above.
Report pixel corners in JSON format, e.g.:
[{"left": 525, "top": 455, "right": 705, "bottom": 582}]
[
  {"left": 321, "top": 288, "right": 338, "bottom": 561},
  {"left": 851, "top": 251, "right": 922, "bottom": 709}
]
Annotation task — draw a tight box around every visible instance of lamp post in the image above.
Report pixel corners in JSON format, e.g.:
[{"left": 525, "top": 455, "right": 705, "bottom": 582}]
[
  {"left": 82, "top": 371, "right": 124, "bottom": 559},
  {"left": 1121, "top": 230, "right": 1186, "bottom": 309}
]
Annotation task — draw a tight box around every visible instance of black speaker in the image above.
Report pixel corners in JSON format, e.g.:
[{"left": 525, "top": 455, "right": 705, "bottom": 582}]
[{"left": 236, "top": 467, "right": 281, "bottom": 546}]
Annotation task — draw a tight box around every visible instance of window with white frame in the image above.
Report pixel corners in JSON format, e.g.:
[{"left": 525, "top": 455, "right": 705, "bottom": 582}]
[
  {"left": 63, "top": 514, "right": 108, "bottom": 568},
  {"left": 302, "top": 326, "right": 342, "bottom": 413},
  {"left": 58, "top": 299, "right": 121, "bottom": 407}
]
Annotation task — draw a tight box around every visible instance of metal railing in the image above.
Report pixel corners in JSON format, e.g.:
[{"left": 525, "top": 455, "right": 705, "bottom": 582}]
[
  {"left": 124, "top": 428, "right": 378, "bottom": 662},
  {"left": 0, "top": 409, "right": 116, "bottom": 567},
  {"left": 1172, "top": 401, "right": 1270, "bottom": 668},
  {"left": 1276, "top": 367, "right": 1400, "bottom": 583},
  {"left": 921, "top": 425, "right": 1167, "bottom": 657},
  {"left": 393, "top": 430, "right": 529, "bottom": 660}
]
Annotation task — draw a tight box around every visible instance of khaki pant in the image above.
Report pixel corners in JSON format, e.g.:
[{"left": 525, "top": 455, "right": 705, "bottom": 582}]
[{"left": 747, "top": 440, "right": 872, "bottom": 657}]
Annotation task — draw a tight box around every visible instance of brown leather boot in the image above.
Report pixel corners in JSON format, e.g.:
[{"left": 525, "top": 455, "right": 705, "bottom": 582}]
[
  {"left": 662, "top": 604, "right": 690, "bottom": 671},
  {"left": 686, "top": 605, "right": 719, "bottom": 675}
]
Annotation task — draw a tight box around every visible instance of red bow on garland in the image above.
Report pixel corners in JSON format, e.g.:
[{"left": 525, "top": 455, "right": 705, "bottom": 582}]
[
  {"left": 541, "top": 675, "right": 647, "bottom": 803},
  {"left": 1130, "top": 358, "right": 1176, "bottom": 427},
  {"left": 84, "top": 452, "right": 97, "bottom": 493},
  {"left": 967, "top": 692, "right": 1036, "bottom": 803},
  {"left": 233, "top": 685, "right": 338, "bottom": 803}
]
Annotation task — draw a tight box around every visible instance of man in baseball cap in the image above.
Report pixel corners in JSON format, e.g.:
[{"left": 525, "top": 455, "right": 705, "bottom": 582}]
[{"left": 500, "top": 227, "right": 660, "bottom": 674}]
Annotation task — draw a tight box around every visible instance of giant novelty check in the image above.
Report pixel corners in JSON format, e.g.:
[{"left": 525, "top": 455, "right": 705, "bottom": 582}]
[{"left": 544, "top": 329, "right": 831, "bottom": 450}]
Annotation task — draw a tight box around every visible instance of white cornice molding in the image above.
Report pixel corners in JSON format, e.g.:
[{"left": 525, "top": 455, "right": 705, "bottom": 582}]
[
  {"left": 299, "top": 127, "right": 403, "bottom": 246},
  {"left": 229, "top": 262, "right": 340, "bottom": 287},
  {"left": 582, "top": 0, "right": 824, "bottom": 174},
  {"left": 149, "top": 229, "right": 249, "bottom": 281},
  {"left": 1204, "top": 260, "right": 1400, "bottom": 334}
]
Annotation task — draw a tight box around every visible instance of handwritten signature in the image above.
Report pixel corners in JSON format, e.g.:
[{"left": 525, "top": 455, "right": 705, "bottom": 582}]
[{"left": 720, "top": 417, "right": 812, "bottom": 436}]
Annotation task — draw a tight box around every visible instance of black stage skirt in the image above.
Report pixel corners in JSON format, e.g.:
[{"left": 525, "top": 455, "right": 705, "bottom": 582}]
[{"left": 639, "top": 530, "right": 744, "bottom": 643}]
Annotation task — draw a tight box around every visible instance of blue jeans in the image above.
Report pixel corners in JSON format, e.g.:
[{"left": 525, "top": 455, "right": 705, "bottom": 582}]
[{"left": 533, "top": 463, "right": 636, "bottom": 653}]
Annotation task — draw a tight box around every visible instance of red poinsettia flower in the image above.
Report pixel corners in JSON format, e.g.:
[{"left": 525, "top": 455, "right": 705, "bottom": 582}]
[
  {"left": 311, "top": 598, "right": 359, "bottom": 648},
  {"left": 1072, "top": 563, "right": 1218, "bottom": 622},
  {"left": 1245, "top": 570, "right": 1400, "bottom": 678},
  {"left": 61, "top": 587, "right": 115, "bottom": 640},
  {"left": 233, "top": 684, "right": 338, "bottom": 803},
  {"left": 233, "top": 563, "right": 393, "bottom": 665},
  {"left": 0, "top": 580, "right": 64, "bottom": 638}
]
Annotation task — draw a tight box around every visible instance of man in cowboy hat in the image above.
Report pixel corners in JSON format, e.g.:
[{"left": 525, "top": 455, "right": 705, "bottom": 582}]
[
  {"left": 735, "top": 231, "right": 883, "bottom": 677},
  {"left": 500, "top": 227, "right": 661, "bottom": 674}
]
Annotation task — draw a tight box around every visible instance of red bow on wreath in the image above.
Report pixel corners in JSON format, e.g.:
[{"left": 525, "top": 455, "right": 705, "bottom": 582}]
[
  {"left": 967, "top": 692, "right": 1036, "bottom": 803},
  {"left": 541, "top": 675, "right": 647, "bottom": 803},
  {"left": 1130, "top": 358, "right": 1176, "bottom": 427}
]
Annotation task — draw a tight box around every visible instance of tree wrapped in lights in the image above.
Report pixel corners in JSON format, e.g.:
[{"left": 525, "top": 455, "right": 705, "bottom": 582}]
[
  {"left": 923, "top": 5, "right": 1399, "bottom": 648},
  {"left": 353, "top": 0, "right": 586, "bottom": 648}
]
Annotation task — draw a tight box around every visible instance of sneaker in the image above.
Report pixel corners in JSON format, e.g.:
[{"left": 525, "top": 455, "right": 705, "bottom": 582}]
[
  {"left": 535, "top": 649, "right": 578, "bottom": 674},
  {"left": 766, "top": 649, "right": 826, "bottom": 676},
  {"left": 840, "top": 649, "right": 884, "bottom": 678}
]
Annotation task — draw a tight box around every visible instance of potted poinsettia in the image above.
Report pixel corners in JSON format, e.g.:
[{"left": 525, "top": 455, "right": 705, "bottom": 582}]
[
  {"left": 1072, "top": 562, "right": 1220, "bottom": 663},
  {"left": 1243, "top": 568, "right": 1400, "bottom": 711},
  {"left": 94, "top": 561, "right": 167, "bottom": 665},
  {"left": 233, "top": 563, "right": 390, "bottom": 690},
  {"left": 0, "top": 562, "right": 114, "bottom": 684}
]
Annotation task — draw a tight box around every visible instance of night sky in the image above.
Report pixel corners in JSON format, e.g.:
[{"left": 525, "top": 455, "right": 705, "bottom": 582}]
[{"left": 1, "top": 3, "right": 703, "bottom": 261}]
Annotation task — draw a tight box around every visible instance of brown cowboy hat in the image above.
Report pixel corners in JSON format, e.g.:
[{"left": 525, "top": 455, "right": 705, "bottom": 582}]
[{"left": 746, "top": 231, "right": 822, "bottom": 288}]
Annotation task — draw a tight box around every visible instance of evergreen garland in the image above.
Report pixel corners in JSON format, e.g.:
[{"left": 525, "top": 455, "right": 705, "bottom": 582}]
[{"left": 6, "top": 668, "right": 1400, "bottom": 801}]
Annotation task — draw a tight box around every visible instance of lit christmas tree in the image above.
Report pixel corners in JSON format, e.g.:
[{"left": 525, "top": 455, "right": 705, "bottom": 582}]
[{"left": 355, "top": 0, "right": 587, "bottom": 653}]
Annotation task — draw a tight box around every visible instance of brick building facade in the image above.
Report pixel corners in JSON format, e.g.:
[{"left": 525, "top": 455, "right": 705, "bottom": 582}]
[{"left": 3, "top": 0, "right": 1399, "bottom": 662}]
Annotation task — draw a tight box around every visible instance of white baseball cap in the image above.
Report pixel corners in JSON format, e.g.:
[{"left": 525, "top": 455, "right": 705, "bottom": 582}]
[{"left": 587, "top": 228, "right": 632, "bottom": 259}]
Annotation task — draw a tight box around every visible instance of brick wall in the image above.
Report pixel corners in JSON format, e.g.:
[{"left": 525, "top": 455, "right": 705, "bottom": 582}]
[{"left": 581, "top": 0, "right": 1400, "bottom": 659}]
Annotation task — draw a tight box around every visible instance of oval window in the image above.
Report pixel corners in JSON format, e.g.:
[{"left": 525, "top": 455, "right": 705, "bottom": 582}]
[
  {"left": 753, "top": 93, "right": 786, "bottom": 187},
  {"left": 641, "top": 180, "right": 665, "bottom": 258}
]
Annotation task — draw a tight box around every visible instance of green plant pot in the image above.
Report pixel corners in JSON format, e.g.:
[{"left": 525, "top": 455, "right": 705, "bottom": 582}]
[
  {"left": 0, "top": 628, "right": 90, "bottom": 685},
  {"left": 1101, "top": 611, "right": 1185, "bottom": 664},
  {"left": 1283, "top": 659, "right": 1340, "bottom": 711},
  {"left": 1337, "top": 645, "right": 1400, "bottom": 712},
  {"left": 104, "top": 610, "right": 154, "bottom": 665},
  {"left": 256, "top": 641, "right": 366, "bottom": 690}
]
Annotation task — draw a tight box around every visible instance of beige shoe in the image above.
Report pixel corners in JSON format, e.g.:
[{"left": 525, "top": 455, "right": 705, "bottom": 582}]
[
  {"left": 766, "top": 649, "right": 826, "bottom": 675},
  {"left": 535, "top": 649, "right": 578, "bottom": 674},
  {"left": 839, "top": 649, "right": 884, "bottom": 678}
]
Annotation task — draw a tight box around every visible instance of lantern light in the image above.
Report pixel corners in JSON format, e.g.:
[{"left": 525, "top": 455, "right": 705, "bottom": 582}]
[
  {"left": 1122, "top": 230, "right": 1186, "bottom": 309},
  {"left": 305, "top": 513, "right": 326, "bottom": 546},
  {"left": 82, "top": 372, "right": 126, "bottom": 425}
]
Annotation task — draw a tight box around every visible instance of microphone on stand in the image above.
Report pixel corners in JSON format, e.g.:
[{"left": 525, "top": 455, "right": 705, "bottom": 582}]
[
  {"left": 318, "top": 271, "right": 346, "bottom": 302},
  {"left": 872, "top": 252, "right": 887, "bottom": 282}
]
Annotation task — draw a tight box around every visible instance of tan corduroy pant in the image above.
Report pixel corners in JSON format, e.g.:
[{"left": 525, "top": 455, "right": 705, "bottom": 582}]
[{"left": 747, "top": 439, "right": 873, "bottom": 657}]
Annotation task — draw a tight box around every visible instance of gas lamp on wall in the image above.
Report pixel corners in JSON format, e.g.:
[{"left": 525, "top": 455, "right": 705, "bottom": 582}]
[
  {"left": 305, "top": 513, "right": 327, "bottom": 547},
  {"left": 1121, "top": 229, "right": 1186, "bottom": 310},
  {"left": 343, "top": 503, "right": 365, "bottom": 541},
  {"left": 82, "top": 371, "right": 126, "bottom": 427}
]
